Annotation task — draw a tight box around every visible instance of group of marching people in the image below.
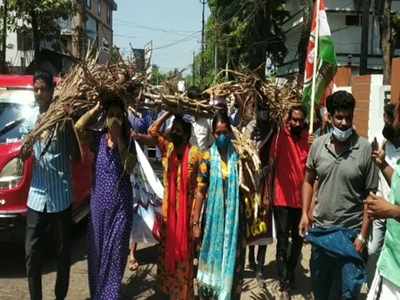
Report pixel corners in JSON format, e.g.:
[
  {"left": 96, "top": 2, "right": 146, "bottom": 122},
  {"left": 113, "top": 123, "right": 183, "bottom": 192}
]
[
  {"left": 23, "top": 70, "right": 400, "bottom": 300},
  {"left": 23, "top": 72, "right": 246, "bottom": 300}
]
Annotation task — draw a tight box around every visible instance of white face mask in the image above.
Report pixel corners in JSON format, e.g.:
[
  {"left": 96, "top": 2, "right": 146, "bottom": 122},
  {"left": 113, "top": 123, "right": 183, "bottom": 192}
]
[{"left": 332, "top": 125, "right": 353, "bottom": 142}]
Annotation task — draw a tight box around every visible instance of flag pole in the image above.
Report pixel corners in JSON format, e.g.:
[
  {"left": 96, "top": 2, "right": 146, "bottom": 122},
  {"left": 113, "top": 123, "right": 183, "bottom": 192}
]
[{"left": 309, "top": 0, "right": 321, "bottom": 134}]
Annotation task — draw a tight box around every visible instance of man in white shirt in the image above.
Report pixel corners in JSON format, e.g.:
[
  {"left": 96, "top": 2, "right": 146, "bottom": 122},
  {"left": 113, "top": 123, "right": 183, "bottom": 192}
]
[
  {"left": 367, "top": 103, "right": 400, "bottom": 286},
  {"left": 189, "top": 94, "right": 228, "bottom": 151}
]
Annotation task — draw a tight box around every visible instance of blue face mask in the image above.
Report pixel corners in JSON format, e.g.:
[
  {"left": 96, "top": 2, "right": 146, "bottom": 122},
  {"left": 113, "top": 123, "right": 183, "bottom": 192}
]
[{"left": 216, "top": 134, "right": 231, "bottom": 150}]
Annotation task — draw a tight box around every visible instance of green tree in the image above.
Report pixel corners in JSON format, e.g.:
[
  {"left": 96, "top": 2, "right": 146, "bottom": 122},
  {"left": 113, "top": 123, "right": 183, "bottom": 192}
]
[
  {"left": 196, "top": 0, "right": 289, "bottom": 88},
  {"left": 109, "top": 46, "right": 122, "bottom": 64},
  {"left": 297, "top": 0, "right": 313, "bottom": 77},
  {"left": 8, "top": 0, "right": 74, "bottom": 59},
  {"left": 151, "top": 65, "right": 168, "bottom": 85}
]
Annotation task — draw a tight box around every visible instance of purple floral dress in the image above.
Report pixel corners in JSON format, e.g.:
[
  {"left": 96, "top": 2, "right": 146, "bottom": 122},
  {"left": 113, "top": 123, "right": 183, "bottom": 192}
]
[{"left": 88, "top": 134, "right": 133, "bottom": 300}]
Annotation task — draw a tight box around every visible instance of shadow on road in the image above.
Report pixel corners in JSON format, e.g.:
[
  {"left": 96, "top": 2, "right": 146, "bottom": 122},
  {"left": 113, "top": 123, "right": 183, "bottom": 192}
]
[
  {"left": 242, "top": 255, "right": 313, "bottom": 299},
  {"left": 0, "top": 220, "right": 89, "bottom": 279},
  {"left": 120, "top": 244, "right": 167, "bottom": 300}
]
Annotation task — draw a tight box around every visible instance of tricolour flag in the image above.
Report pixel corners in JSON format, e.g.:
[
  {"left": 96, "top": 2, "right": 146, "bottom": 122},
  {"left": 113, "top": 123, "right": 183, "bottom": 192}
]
[{"left": 303, "top": 0, "right": 337, "bottom": 112}]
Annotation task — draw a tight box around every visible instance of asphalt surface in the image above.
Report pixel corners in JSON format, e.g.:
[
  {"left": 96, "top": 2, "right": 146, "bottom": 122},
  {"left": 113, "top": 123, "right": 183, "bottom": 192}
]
[{"left": 0, "top": 220, "right": 317, "bottom": 300}]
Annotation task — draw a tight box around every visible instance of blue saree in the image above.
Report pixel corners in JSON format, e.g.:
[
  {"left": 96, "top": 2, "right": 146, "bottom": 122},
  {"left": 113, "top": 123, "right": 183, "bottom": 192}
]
[{"left": 197, "top": 142, "right": 241, "bottom": 300}]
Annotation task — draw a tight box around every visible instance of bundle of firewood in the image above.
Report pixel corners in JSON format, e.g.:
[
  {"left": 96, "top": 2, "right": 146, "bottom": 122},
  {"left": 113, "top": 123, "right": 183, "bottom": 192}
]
[
  {"left": 21, "top": 51, "right": 142, "bottom": 154},
  {"left": 232, "top": 126, "right": 270, "bottom": 241},
  {"left": 141, "top": 87, "right": 214, "bottom": 118},
  {"left": 21, "top": 52, "right": 215, "bottom": 154},
  {"left": 206, "top": 71, "right": 302, "bottom": 127},
  {"left": 231, "top": 126, "right": 261, "bottom": 193},
  {"left": 22, "top": 52, "right": 302, "bottom": 157}
]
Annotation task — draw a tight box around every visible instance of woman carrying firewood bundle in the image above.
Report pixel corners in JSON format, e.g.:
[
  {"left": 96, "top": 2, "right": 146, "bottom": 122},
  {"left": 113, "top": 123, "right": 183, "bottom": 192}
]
[
  {"left": 149, "top": 111, "right": 205, "bottom": 300},
  {"left": 75, "top": 99, "right": 136, "bottom": 300},
  {"left": 196, "top": 111, "right": 245, "bottom": 300}
]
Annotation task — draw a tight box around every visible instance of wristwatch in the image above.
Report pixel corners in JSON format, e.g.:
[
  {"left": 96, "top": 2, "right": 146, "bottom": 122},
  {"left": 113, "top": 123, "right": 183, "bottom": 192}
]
[{"left": 356, "top": 234, "right": 366, "bottom": 245}]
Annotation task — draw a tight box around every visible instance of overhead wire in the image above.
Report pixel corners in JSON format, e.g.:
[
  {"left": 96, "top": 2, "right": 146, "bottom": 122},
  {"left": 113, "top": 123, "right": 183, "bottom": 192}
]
[
  {"left": 152, "top": 31, "right": 201, "bottom": 51},
  {"left": 114, "top": 18, "right": 199, "bottom": 35}
]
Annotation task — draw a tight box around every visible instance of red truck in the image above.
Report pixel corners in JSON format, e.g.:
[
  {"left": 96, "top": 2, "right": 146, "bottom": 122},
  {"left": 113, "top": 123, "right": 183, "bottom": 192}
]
[{"left": 0, "top": 75, "right": 94, "bottom": 243}]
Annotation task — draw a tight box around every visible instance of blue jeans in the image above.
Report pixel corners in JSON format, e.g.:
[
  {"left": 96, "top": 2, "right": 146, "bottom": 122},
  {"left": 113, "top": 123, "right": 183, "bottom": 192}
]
[{"left": 310, "top": 245, "right": 365, "bottom": 300}]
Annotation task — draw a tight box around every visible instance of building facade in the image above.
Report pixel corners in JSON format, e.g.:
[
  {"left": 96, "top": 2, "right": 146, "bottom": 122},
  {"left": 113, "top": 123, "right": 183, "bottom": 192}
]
[
  {"left": 3, "top": 0, "right": 117, "bottom": 74},
  {"left": 278, "top": 0, "right": 400, "bottom": 76}
]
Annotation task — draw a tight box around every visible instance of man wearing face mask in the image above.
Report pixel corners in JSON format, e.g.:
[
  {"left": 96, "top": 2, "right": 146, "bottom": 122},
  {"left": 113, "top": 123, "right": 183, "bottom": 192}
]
[
  {"left": 267, "top": 105, "right": 310, "bottom": 294},
  {"left": 367, "top": 103, "right": 400, "bottom": 286},
  {"left": 149, "top": 111, "right": 205, "bottom": 300},
  {"left": 299, "top": 91, "right": 379, "bottom": 300}
]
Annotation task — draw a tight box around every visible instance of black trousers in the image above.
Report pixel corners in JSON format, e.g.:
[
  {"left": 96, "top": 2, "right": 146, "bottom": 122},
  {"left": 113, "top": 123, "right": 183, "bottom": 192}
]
[
  {"left": 25, "top": 207, "right": 72, "bottom": 300},
  {"left": 273, "top": 206, "right": 303, "bottom": 285},
  {"left": 248, "top": 245, "right": 267, "bottom": 266}
]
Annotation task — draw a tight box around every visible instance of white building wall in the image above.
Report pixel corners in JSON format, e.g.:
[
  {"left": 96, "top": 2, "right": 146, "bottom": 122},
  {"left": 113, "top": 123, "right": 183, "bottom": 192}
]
[
  {"left": 5, "top": 31, "right": 34, "bottom": 70},
  {"left": 278, "top": 0, "right": 400, "bottom": 75},
  {"left": 368, "top": 75, "right": 385, "bottom": 143}
]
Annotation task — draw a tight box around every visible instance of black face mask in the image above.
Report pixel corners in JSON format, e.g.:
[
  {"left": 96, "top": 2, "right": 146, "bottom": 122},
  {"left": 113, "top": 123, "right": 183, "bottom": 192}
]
[
  {"left": 170, "top": 132, "right": 183, "bottom": 146},
  {"left": 382, "top": 125, "right": 400, "bottom": 143},
  {"left": 291, "top": 126, "right": 302, "bottom": 137}
]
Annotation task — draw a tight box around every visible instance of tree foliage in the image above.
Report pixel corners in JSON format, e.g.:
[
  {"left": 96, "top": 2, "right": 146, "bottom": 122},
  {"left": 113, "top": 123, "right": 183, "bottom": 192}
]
[
  {"left": 8, "top": 0, "right": 74, "bottom": 57},
  {"left": 151, "top": 65, "right": 168, "bottom": 85},
  {"left": 194, "top": 0, "right": 289, "bottom": 88}
]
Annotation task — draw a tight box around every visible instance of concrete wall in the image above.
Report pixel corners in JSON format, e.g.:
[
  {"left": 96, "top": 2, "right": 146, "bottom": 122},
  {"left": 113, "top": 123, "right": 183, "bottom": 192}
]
[
  {"left": 4, "top": 23, "right": 34, "bottom": 71},
  {"left": 351, "top": 75, "right": 371, "bottom": 138},
  {"left": 332, "top": 70, "right": 391, "bottom": 142},
  {"left": 278, "top": 0, "right": 400, "bottom": 75},
  {"left": 2, "top": 0, "right": 116, "bottom": 69},
  {"left": 85, "top": 0, "right": 114, "bottom": 47},
  {"left": 391, "top": 58, "right": 400, "bottom": 103}
]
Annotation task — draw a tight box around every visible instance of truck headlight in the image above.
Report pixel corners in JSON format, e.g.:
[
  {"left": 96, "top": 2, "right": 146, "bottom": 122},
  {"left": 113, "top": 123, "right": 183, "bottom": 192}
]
[{"left": 0, "top": 158, "right": 24, "bottom": 190}]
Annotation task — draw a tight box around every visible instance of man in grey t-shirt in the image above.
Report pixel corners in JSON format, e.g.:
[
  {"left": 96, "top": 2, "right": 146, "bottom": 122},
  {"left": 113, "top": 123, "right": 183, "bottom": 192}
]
[{"left": 299, "top": 91, "right": 379, "bottom": 300}]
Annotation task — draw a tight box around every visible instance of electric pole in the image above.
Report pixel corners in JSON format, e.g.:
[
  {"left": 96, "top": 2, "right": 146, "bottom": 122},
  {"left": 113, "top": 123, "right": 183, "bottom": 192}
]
[
  {"left": 214, "top": 43, "right": 218, "bottom": 77},
  {"left": 360, "top": 0, "right": 371, "bottom": 75},
  {"left": 381, "top": 0, "right": 393, "bottom": 85},
  {"left": 225, "top": 47, "right": 229, "bottom": 81},
  {"left": 1, "top": 0, "right": 8, "bottom": 73},
  {"left": 192, "top": 51, "right": 196, "bottom": 86},
  {"left": 200, "top": 0, "right": 207, "bottom": 81},
  {"left": 73, "top": 0, "right": 86, "bottom": 60}
]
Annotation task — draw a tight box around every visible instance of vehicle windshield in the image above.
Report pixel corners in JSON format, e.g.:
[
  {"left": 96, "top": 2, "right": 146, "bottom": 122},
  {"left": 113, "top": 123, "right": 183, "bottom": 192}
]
[{"left": 0, "top": 89, "right": 38, "bottom": 144}]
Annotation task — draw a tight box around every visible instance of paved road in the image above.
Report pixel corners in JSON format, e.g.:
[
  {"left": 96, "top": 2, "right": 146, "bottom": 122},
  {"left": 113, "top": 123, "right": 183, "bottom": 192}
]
[
  {"left": 0, "top": 220, "right": 317, "bottom": 300},
  {"left": 1, "top": 220, "right": 369, "bottom": 300}
]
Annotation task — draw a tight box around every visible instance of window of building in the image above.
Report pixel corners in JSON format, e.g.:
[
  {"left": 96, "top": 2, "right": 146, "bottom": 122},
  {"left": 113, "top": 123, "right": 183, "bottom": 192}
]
[
  {"left": 86, "top": 0, "right": 91, "bottom": 9},
  {"left": 86, "top": 15, "right": 98, "bottom": 41},
  {"left": 97, "top": 0, "right": 101, "bottom": 16},
  {"left": 107, "top": 5, "right": 112, "bottom": 25},
  {"left": 395, "top": 38, "right": 400, "bottom": 50},
  {"left": 345, "top": 15, "right": 361, "bottom": 26}
]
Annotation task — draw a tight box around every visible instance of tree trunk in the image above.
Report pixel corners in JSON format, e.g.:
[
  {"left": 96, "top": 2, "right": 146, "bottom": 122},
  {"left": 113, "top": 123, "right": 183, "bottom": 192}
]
[
  {"left": 31, "top": 9, "right": 40, "bottom": 62},
  {"left": 298, "top": 0, "right": 313, "bottom": 77},
  {"left": 381, "top": 0, "right": 392, "bottom": 85},
  {"left": 248, "top": 3, "right": 270, "bottom": 78}
]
